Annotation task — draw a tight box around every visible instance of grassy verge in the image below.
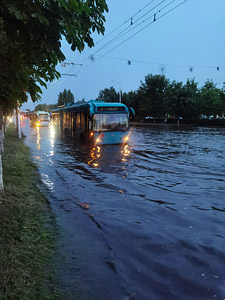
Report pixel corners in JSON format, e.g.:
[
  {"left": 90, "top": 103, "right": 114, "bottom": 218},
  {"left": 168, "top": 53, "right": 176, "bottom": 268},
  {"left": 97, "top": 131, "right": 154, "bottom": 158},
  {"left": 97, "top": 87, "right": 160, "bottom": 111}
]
[{"left": 0, "top": 124, "right": 58, "bottom": 300}]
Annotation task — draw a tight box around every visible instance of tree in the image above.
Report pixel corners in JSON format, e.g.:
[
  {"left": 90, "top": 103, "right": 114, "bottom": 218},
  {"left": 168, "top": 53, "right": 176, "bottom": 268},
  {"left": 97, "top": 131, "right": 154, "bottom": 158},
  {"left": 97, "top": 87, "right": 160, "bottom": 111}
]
[
  {"left": 200, "top": 80, "right": 221, "bottom": 117},
  {"left": 165, "top": 81, "right": 187, "bottom": 120},
  {"left": 57, "top": 89, "right": 74, "bottom": 106},
  {"left": 34, "top": 103, "right": 49, "bottom": 112},
  {"left": 219, "top": 89, "right": 225, "bottom": 117},
  {"left": 0, "top": 19, "right": 33, "bottom": 113},
  {"left": 182, "top": 78, "right": 200, "bottom": 118},
  {"left": 0, "top": 0, "right": 108, "bottom": 111},
  {"left": 97, "top": 87, "right": 118, "bottom": 102},
  {"left": 122, "top": 91, "right": 140, "bottom": 118},
  {"left": 76, "top": 98, "right": 86, "bottom": 104},
  {"left": 34, "top": 103, "right": 57, "bottom": 112},
  {"left": 138, "top": 74, "right": 169, "bottom": 120}
]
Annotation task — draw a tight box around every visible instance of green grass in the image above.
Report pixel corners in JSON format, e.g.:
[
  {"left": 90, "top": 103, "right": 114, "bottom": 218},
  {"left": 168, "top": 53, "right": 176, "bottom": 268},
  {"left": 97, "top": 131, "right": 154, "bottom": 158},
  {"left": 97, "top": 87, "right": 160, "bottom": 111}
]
[{"left": 0, "top": 124, "right": 59, "bottom": 300}]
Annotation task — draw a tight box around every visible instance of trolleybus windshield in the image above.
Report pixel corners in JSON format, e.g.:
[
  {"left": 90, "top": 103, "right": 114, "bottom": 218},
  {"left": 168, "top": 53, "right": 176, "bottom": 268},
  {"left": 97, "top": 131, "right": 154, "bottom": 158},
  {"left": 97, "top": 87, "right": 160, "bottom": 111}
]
[{"left": 93, "top": 113, "right": 129, "bottom": 131}]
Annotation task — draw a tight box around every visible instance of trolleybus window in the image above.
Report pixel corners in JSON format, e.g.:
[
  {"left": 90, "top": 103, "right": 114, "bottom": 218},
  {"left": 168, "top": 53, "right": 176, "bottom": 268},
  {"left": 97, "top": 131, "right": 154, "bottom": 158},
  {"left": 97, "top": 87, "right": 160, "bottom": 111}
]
[
  {"left": 93, "top": 113, "right": 129, "bottom": 131},
  {"left": 76, "top": 113, "right": 81, "bottom": 128}
]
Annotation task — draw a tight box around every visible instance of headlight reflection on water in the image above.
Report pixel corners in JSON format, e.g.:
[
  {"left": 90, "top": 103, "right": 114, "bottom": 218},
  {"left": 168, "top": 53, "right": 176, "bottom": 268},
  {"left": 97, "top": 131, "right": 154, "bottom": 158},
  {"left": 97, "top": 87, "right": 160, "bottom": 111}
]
[
  {"left": 88, "top": 146, "right": 101, "bottom": 167},
  {"left": 87, "top": 144, "right": 131, "bottom": 168},
  {"left": 49, "top": 125, "right": 55, "bottom": 155},
  {"left": 36, "top": 127, "right": 41, "bottom": 150},
  {"left": 36, "top": 124, "right": 56, "bottom": 154},
  {"left": 121, "top": 144, "right": 131, "bottom": 157}
]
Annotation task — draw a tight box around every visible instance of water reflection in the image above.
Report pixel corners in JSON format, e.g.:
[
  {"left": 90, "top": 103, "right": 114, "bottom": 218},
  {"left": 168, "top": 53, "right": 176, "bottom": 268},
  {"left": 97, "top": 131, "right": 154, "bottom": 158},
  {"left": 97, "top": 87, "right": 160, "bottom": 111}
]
[
  {"left": 49, "top": 124, "right": 55, "bottom": 156},
  {"left": 88, "top": 146, "right": 101, "bottom": 167},
  {"left": 36, "top": 127, "right": 41, "bottom": 150},
  {"left": 121, "top": 144, "right": 131, "bottom": 162},
  {"left": 87, "top": 144, "right": 131, "bottom": 169},
  {"left": 41, "top": 173, "right": 54, "bottom": 190},
  {"left": 34, "top": 125, "right": 56, "bottom": 155}
]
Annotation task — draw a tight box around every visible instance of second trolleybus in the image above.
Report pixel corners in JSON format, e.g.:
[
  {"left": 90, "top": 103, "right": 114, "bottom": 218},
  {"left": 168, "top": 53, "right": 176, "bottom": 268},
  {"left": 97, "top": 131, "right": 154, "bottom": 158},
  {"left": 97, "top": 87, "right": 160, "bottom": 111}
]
[{"left": 30, "top": 111, "right": 50, "bottom": 127}]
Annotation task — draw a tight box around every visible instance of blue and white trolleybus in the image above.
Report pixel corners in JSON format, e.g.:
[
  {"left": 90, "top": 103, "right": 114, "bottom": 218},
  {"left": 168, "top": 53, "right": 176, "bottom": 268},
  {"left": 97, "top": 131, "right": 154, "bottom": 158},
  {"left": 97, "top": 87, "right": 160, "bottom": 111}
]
[{"left": 52, "top": 101, "right": 134, "bottom": 145}]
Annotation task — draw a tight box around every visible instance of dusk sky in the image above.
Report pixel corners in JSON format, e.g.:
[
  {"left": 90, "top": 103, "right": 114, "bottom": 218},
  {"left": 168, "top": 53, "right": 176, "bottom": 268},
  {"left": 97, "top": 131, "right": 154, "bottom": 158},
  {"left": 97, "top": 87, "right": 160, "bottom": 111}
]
[{"left": 21, "top": 0, "right": 225, "bottom": 111}]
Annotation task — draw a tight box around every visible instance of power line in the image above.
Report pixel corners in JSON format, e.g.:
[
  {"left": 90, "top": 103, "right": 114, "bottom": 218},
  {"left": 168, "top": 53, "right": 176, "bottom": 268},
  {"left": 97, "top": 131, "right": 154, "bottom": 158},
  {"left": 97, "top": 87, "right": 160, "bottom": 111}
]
[
  {"left": 87, "top": 0, "right": 188, "bottom": 66},
  {"left": 60, "top": 61, "right": 82, "bottom": 77},
  {"left": 87, "top": 0, "right": 171, "bottom": 60},
  {"left": 108, "top": 0, "right": 176, "bottom": 53},
  {"left": 78, "top": 0, "right": 158, "bottom": 63},
  {"left": 81, "top": 1, "right": 174, "bottom": 69},
  {"left": 60, "top": 73, "right": 77, "bottom": 77},
  {"left": 103, "top": 55, "right": 225, "bottom": 70},
  {"left": 96, "top": 0, "right": 157, "bottom": 45},
  {"left": 61, "top": 62, "right": 82, "bottom": 67}
]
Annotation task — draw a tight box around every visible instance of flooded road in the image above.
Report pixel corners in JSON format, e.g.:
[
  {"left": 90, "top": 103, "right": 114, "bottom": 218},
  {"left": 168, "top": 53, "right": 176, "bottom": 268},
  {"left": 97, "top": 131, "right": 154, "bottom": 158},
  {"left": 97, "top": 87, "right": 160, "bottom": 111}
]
[{"left": 22, "top": 120, "right": 225, "bottom": 300}]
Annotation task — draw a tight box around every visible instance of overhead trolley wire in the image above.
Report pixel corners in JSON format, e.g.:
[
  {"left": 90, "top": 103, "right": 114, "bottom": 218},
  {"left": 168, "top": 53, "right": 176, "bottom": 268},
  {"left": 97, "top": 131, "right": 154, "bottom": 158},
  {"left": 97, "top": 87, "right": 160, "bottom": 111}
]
[
  {"left": 85, "top": 0, "right": 188, "bottom": 67},
  {"left": 96, "top": 0, "right": 157, "bottom": 45},
  {"left": 78, "top": 0, "right": 158, "bottom": 63},
  {"left": 87, "top": 0, "right": 171, "bottom": 59},
  {"left": 102, "top": 56, "right": 225, "bottom": 70},
  {"left": 60, "top": 74, "right": 77, "bottom": 77}
]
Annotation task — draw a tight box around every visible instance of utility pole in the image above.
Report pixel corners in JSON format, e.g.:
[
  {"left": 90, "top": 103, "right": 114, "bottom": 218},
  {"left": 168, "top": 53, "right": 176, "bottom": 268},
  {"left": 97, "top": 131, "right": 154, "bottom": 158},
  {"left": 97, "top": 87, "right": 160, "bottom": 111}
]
[
  {"left": 119, "top": 87, "right": 122, "bottom": 103},
  {"left": 112, "top": 80, "right": 122, "bottom": 103},
  {"left": 16, "top": 101, "right": 21, "bottom": 138}
]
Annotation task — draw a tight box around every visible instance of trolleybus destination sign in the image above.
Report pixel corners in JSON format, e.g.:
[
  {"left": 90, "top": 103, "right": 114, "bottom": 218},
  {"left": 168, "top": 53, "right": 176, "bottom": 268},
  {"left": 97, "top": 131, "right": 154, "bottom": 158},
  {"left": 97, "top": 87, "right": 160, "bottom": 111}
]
[{"left": 97, "top": 106, "right": 125, "bottom": 112}]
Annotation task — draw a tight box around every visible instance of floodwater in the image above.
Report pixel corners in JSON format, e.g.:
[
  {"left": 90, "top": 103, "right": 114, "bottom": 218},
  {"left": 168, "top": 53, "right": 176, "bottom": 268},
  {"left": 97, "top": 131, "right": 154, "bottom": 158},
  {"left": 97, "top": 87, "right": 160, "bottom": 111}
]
[{"left": 22, "top": 119, "right": 225, "bottom": 300}]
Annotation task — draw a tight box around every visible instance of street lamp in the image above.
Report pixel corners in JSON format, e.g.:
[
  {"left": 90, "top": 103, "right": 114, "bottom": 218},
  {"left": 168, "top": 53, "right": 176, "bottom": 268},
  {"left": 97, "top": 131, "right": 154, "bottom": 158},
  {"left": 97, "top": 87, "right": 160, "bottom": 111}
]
[{"left": 112, "top": 80, "right": 122, "bottom": 103}]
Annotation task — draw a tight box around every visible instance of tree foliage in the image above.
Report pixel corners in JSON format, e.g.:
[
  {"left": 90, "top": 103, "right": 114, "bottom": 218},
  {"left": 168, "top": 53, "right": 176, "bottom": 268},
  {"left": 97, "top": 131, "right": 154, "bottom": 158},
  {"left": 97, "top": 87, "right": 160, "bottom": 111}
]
[
  {"left": 34, "top": 103, "right": 57, "bottom": 112},
  {"left": 96, "top": 75, "right": 225, "bottom": 121},
  {"left": 200, "top": 80, "right": 221, "bottom": 116},
  {"left": 57, "top": 89, "right": 75, "bottom": 106},
  {"left": 166, "top": 81, "right": 187, "bottom": 118},
  {"left": 182, "top": 79, "right": 200, "bottom": 118},
  {"left": 219, "top": 90, "right": 225, "bottom": 117},
  {"left": 138, "top": 74, "right": 169, "bottom": 119},
  {"left": 122, "top": 91, "right": 139, "bottom": 116},
  {"left": 76, "top": 98, "right": 86, "bottom": 104},
  {"left": 97, "top": 87, "right": 118, "bottom": 102},
  {"left": 0, "top": 0, "right": 108, "bottom": 112}
]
